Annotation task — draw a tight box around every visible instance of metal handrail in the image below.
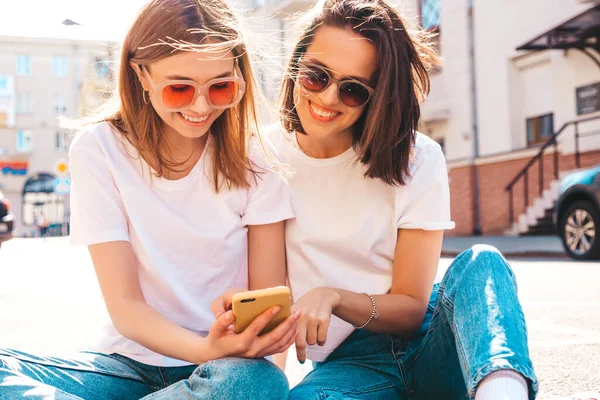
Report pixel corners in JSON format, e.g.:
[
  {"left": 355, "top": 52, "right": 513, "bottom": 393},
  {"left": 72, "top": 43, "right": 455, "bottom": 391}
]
[{"left": 504, "top": 114, "right": 600, "bottom": 225}]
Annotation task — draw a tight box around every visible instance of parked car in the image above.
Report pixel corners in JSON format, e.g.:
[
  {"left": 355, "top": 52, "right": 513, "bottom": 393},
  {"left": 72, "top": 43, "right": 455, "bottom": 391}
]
[
  {"left": 0, "top": 189, "right": 15, "bottom": 248},
  {"left": 554, "top": 165, "right": 600, "bottom": 260}
]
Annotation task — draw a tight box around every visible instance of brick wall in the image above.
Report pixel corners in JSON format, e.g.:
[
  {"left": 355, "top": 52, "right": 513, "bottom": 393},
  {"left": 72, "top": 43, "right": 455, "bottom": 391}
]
[
  {"left": 448, "top": 165, "right": 474, "bottom": 236},
  {"left": 448, "top": 150, "right": 600, "bottom": 236}
]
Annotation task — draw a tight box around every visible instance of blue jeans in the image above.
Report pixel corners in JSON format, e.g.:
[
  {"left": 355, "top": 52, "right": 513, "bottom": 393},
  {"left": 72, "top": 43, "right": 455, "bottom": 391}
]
[
  {"left": 290, "top": 245, "right": 539, "bottom": 400},
  {"left": 0, "top": 349, "right": 288, "bottom": 399}
]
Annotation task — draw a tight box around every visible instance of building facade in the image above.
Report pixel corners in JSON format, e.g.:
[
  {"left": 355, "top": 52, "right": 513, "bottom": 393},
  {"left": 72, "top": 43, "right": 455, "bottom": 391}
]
[{"left": 0, "top": 29, "right": 116, "bottom": 236}]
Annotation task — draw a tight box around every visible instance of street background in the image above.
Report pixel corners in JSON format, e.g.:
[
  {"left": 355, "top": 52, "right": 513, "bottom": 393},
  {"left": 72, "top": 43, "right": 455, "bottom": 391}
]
[
  {"left": 2, "top": 0, "right": 600, "bottom": 398},
  {"left": 1, "top": 238, "right": 599, "bottom": 398}
]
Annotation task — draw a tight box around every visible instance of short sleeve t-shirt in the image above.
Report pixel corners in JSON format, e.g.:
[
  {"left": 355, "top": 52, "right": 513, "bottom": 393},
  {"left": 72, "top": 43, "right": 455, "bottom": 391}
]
[
  {"left": 69, "top": 122, "right": 295, "bottom": 366},
  {"left": 266, "top": 124, "right": 454, "bottom": 361}
]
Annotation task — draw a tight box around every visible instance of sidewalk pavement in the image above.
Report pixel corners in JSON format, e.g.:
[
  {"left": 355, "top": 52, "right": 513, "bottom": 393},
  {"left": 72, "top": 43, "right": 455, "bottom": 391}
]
[{"left": 442, "top": 235, "right": 566, "bottom": 258}]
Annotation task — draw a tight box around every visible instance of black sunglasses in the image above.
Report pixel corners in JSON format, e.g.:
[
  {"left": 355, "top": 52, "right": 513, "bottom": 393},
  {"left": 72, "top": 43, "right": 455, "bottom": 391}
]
[{"left": 296, "top": 62, "right": 375, "bottom": 108}]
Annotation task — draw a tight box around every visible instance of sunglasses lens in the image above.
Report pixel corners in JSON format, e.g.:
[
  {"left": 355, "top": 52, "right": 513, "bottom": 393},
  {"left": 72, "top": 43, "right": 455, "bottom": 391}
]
[
  {"left": 162, "top": 84, "right": 195, "bottom": 109},
  {"left": 340, "top": 82, "right": 370, "bottom": 107},
  {"left": 208, "top": 81, "right": 239, "bottom": 107},
  {"left": 298, "top": 66, "right": 329, "bottom": 92}
]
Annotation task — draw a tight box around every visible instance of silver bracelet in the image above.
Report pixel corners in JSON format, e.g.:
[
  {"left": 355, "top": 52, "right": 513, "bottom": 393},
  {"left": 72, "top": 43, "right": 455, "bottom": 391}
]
[{"left": 353, "top": 293, "right": 380, "bottom": 330}]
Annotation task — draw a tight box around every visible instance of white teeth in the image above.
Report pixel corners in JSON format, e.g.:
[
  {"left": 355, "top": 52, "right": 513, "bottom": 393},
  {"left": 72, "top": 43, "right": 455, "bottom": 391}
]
[
  {"left": 180, "top": 112, "right": 209, "bottom": 123},
  {"left": 310, "top": 103, "right": 338, "bottom": 119}
]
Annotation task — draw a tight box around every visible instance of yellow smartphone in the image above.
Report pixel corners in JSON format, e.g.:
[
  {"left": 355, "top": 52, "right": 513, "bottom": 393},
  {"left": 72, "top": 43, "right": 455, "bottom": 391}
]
[{"left": 231, "top": 286, "right": 291, "bottom": 335}]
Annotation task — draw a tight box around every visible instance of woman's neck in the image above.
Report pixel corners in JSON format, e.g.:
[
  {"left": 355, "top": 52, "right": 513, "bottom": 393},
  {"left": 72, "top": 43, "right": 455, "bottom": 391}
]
[
  {"left": 160, "top": 127, "right": 209, "bottom": 180},
  {"left": 295, "top": 129, "right": 353, "bottom": 159}
]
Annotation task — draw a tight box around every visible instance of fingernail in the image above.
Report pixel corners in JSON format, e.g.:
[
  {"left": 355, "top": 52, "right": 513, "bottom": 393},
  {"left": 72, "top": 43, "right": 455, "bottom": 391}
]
[
  {"left": 272, "top": 306, "right": 281, "bottom": 315},
  {"left": 299, "top": 360, "right": 305, "bottom": 365},
  {"left": 293, "top": 310, "right": 301, "bottom": 318},
  {"left": 225, "top": 312, "right": 233, "bottom": 321}
]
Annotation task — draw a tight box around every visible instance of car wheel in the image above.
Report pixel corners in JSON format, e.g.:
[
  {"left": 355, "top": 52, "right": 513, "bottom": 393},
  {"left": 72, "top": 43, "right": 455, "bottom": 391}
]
[{"left": 559, "top": 200, "right": 600, "bottom": 260}]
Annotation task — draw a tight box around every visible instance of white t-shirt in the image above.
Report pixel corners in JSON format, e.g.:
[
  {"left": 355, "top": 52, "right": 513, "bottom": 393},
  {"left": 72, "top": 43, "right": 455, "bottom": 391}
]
[
  {"left": 69, "top": 122, "right": 294, "bottom": 367},
  {"left": 266, "top": 125, "right": 455, "bottom": 361}
]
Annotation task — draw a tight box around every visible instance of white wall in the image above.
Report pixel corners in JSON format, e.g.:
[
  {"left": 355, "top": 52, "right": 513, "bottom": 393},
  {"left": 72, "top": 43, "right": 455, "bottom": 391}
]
[
  {"left": 473, "top": 0, "right": 594, "bottom": 157},
  {"left": 559, "top": 49, "right": 600, "bottom": 154},
  {"left": 435, "top": 0, "right": 473, "bottom": 161}
]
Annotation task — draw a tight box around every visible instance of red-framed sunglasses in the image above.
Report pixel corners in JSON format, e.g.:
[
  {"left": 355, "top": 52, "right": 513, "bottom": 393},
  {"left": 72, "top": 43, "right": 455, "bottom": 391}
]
[{"left": 141, "top": 65, "right": 246, "bottom": 111}]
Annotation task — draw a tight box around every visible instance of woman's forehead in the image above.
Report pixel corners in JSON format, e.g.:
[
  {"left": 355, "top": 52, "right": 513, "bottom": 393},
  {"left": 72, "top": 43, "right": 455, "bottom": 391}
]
[
  {"left": 305, "top": 25, "right": 377, "bottom": 81},
  {"left": 150, "top": 50, "right": 235, "bottom": 82}
]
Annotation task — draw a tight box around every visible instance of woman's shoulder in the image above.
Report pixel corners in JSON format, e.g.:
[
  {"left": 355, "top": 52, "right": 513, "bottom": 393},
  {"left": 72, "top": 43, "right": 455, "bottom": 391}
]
[
  {"left": 245, "top": 124, "right": 293, "bottom": 181},
  {"left": 69, "top": 121, "right": 120, "bottom": 155},
  {"left": 410, "top": 132, "right": 445, "bottom": 169},
  {"left": 396, "top": 131, "right": 448, "bottom": 188}
]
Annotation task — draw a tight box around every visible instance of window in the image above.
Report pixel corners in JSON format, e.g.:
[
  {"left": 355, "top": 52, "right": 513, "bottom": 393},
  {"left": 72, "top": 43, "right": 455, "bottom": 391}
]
[
  {"left": 94, "top": 58, "right": 110, "bottom": 79},
  {"left": 16, "top": 130, "right": 34, "bottom": 153},
  {"left": 55, "top": 132, "right": 66, "bottom": 152},
  {"left": 420, "top": 0, "right": 440, "bottom": 31},
  {"left": 54, "top": 94, "right": 67, "bottom": 114},
  {"left": 526, "top": 113, "right": 554, "bottom": 146},
  {"left": 53, "top": 56, "right": 68, "bottom": 77},
  {"left": 16, "top": 55, "right": 31, "bottom": 75},
  {"left": 16, "top": 93, "right": 31, "bottom": 114}
]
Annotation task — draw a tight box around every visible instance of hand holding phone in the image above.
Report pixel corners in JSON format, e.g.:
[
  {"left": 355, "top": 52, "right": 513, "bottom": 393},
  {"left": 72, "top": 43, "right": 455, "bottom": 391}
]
[
  {"left": 232, "top": 286, "right": 292, "bottom": 335},
  {"left": 202, "top": 286, "right": 298, "bottom": 362}
]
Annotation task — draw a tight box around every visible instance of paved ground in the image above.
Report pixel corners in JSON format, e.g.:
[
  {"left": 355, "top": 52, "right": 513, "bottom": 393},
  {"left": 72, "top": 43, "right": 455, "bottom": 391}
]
[
  {"left": 0, "top": 238, "right": 599, "bottom": 398},
  {"left": 442, "top": 235, "right": 566, "bottom": 258}
]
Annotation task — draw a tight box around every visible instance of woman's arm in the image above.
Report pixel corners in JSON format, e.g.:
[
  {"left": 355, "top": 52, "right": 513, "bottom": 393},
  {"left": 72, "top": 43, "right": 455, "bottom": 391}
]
[
  {"left": 332, "top": 228, "right": 443, "bottom": 336},
  {"left": 90, "top": 240, "right": 298, "bottom": 365},
  {"left": 293, "top": 228, "right": 443, "bottom": 362},
  {"left": 248, "top": 221, "right": 290, "bottom": 370},
  {"left": 248, "top": 221, "right": 287, "bottom": 290},
  {"left": 89, "top": 241, "right": 208, "bottom": 363},
  {"left": 211, "top": 221, "right": 288, "bottom": 315}
]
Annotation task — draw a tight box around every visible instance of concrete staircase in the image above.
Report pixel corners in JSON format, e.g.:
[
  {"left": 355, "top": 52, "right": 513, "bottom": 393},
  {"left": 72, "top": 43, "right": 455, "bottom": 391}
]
[
  {"left": 504, "top": 168, "right": 585, "bottom": 236},
  {"left": 505, "top": 180, "right": 561, "bottom": 236}
]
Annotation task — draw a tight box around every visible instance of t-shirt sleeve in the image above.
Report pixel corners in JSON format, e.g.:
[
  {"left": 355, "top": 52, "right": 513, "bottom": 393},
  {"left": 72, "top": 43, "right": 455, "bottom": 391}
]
[
  {"left": 241, "top": 137, "right": 295, "bottom": 226},
  {"left": 395, "top": 142, "right": 455, "bottom": 231},
  {"left": 69, "top": 128, "right": 130, "bottom": 245}
]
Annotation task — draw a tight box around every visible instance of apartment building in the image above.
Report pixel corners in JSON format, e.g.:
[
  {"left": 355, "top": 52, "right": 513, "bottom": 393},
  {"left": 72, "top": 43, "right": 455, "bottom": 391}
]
[{"left": 0, "top": 23, "right": 117, "bottom": 236}]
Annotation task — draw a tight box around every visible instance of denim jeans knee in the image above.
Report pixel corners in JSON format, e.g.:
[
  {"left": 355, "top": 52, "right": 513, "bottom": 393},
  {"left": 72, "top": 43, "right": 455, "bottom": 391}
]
[
  {"left": 192, "top": 358, "right": 288, "bottom": 400},
  {"left": 428, "top": 244, "right": 538, "bottom": 398},
  {"left": 446, "top": 245, "right": 516, "bottom": 286}
]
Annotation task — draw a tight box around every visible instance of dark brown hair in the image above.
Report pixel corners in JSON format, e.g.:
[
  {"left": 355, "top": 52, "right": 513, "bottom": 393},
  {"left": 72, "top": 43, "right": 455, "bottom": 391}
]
[
  {"left": 105, "top": 0, "right": 260, "bottom": 191},
  {"left": 280, "top": 0, "right": 439, "bottom": 186}
]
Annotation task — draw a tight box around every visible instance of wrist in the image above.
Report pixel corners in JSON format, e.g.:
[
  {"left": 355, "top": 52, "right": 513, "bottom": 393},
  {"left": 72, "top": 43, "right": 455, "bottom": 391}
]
[
  {"left": 193, "top": 337, "right": 215, "bottom": 365},
  {"left": 326, "top": 287, "right": 342, "bottom": 313}
]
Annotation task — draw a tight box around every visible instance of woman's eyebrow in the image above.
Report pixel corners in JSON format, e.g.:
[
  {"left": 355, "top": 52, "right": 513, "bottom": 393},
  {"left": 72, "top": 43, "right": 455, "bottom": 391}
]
[{"left": 164, "top": 71, "right": 233, "bottom": 80}]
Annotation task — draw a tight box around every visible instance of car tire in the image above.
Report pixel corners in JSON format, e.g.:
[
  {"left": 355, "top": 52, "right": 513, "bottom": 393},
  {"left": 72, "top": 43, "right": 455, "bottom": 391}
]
[{"left": 559, "top": 200, "right": 600, "bottom": 260}]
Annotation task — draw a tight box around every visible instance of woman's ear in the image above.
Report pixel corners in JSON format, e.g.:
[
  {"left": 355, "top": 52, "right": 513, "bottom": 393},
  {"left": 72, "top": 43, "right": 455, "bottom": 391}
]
[{"left": 129, "top": 62, "right": 147, "bottom": 90}]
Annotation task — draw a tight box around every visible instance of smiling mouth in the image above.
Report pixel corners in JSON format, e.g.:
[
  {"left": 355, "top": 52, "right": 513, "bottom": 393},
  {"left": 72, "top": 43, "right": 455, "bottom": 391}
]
[
  {"left": 179, "top": 112, "right": 211, "bottom": 123},
  {"left": 308, "top": 101, "right": 340, "bottom": 122}
]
